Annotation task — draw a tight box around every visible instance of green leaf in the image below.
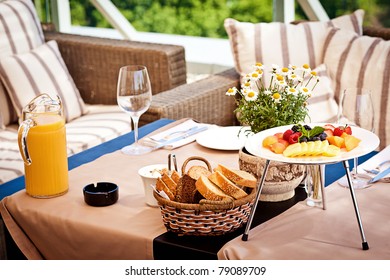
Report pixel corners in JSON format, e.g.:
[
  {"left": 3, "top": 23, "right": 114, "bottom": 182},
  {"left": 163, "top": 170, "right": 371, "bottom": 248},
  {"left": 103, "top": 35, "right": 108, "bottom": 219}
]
[{"left": 308, "top": 126, "right": 325, "bottom": 138}]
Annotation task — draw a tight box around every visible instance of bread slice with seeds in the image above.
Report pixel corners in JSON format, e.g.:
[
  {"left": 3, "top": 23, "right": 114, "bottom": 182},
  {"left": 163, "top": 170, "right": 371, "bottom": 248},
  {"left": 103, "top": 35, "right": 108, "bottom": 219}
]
[
  {"left": 208, "top": 171, "right": 248, "bottom": 199},
  {"left": 195, "top": 175, "right": 232, "bottom": 201},
  {"left": 214, "top": 164, "right": 257, "bottom": 188}
]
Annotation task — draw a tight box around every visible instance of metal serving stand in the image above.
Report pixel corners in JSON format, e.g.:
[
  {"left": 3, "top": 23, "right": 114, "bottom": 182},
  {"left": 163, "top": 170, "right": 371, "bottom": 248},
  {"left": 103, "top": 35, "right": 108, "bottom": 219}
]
[{"left": 241, "top": 125, "right": 380, "bottom": 251}]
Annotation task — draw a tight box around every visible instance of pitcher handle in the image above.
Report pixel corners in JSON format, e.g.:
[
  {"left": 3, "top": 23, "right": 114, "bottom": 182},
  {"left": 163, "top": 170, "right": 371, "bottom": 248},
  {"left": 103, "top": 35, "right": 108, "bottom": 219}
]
[{"left": 18, "top": 119, "right": 34, "bottom": 165}]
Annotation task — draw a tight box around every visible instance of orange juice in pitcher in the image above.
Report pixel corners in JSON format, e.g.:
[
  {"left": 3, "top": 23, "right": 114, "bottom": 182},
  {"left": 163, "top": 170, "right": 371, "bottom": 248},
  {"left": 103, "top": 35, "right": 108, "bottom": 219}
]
[{"left": 18, "top": 94, "right": 69, "bottom": 197}]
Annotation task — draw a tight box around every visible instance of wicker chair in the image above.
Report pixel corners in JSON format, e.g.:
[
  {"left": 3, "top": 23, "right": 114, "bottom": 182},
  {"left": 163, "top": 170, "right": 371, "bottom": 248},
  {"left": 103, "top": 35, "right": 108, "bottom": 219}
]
[
  {"left": 140, "top": 26, "right": 390, "bottom": 127},
  {"left": 43, "top": 30, "right": 187, "bottom": 112}
]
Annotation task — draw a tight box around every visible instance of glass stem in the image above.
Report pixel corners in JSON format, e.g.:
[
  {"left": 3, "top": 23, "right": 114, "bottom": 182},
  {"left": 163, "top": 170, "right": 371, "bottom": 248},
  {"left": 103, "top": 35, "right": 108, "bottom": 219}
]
[
  {"left": 132, "top": 116, "right": 140, "bottom": 144},
  {"left": 353, "top": 157, "right": 359, "bottom": 178}
]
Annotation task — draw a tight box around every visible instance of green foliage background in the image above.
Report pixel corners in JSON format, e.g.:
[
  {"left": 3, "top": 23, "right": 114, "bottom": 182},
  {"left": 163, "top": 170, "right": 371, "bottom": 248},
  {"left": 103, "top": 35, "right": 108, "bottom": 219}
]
[{"left": 63, "top": 0, "right": 390, "bottom": 38}]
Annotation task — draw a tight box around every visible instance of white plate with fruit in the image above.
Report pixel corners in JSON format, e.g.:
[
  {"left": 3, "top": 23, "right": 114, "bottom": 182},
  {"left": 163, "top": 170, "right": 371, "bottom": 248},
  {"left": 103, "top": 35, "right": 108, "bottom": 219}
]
[{"left": 245, "top": 123, "right": 380, "bottom": 165}]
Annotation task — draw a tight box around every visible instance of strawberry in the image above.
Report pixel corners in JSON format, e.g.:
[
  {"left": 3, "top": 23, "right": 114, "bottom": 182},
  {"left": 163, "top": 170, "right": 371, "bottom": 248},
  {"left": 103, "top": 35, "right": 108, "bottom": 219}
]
[
  {"left": 283, "top": 129, "right": 294, "bottom": 141},
  {"left": 323, "top": 124, "right": 335, "bottom": 131},
  {"left": 333, "top": 126, "right": 344, "bottom": 137},
  {"left": 333, "top": 125, "right": 352, "bottom": 137},
  {"left": 288, "top": 132, "right": 302, "bottom": 144}
]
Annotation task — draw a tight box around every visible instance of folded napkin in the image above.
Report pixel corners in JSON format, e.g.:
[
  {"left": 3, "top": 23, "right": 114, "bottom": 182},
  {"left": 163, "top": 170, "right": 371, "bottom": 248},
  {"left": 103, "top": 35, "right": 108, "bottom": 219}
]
[
  {"left": 141, "top": 119, "right": 216, "bottom": 150},
  {"left": 358, "top": 144, "right": 390, "bottom": 181}
]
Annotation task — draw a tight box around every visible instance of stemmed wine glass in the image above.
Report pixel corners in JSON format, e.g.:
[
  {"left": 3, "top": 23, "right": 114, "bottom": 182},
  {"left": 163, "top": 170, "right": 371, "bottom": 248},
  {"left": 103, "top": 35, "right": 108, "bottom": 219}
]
[
  {"left": 337, "top": 88, "right": 375, "bottom": 189},
  {"left": 117, "top": 65, "right": 153, "bottom": 155}
]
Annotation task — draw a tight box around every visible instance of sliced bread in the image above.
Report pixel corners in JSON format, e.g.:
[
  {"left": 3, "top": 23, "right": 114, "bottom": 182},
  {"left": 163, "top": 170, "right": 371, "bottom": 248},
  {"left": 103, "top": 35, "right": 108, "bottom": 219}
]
[
  {"left": 156, "top": 177, "right": 175, "bottom": 201},
  {"left": 195, "top": 175, "right": 232, "bottom": 201},
  {"left": 214, "top": 164, "right": 257, "bottom": 188},
  {"left": 161, "top": 173, "right": 177, "bottom": 196},
  {"left": 208, "top": 171, "right": 248, "bottom": 199},
  {"left": 170, "top": 170, "right": 181, "bottom": 184},
  {"left": 187, "top": 165, "right": 212, "bottom": 180}
]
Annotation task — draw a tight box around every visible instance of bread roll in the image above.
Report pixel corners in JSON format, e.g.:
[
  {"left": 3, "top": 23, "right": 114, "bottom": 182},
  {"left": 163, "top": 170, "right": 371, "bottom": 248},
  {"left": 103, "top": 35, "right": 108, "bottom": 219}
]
[
  {"left": 208, "top": 171, "right": 248, "bottom": 199},
  {"left": 195, "top": 175, "right": 232, "bottom": 201},
  {"left": 214, "top": 164, "right": 257, "bottom": 188}
]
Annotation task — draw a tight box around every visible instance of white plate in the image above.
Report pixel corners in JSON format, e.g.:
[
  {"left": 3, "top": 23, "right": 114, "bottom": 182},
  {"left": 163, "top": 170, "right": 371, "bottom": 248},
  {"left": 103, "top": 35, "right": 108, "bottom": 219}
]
[
  {"left": 245, "top": 123, "right": 380, "bottom": 165},
  {"left": 196, "top": 126, "right": 250, "bottom": 150}
]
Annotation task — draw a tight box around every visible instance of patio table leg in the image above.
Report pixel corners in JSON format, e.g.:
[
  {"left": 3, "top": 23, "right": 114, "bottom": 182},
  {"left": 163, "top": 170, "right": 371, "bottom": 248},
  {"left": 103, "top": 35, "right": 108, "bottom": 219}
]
[
  {"left": 342, "top": 160, "right": 369, "bottom": 250},
  {"left": 242, "top": 159, "right": 271, "bottom": 241}
]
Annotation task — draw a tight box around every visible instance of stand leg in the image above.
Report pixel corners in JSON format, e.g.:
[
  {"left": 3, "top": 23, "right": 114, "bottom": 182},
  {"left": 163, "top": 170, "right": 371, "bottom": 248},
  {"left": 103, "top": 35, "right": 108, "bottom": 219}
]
[
  {"left": 342, "top": 160, "right": 369, "bottom": 250},
  {"left": 319, "top": 165, "right": 326, "bottom": 210},
  {"left": 242, "top": 159, "right": 271, "bottom": 241}
]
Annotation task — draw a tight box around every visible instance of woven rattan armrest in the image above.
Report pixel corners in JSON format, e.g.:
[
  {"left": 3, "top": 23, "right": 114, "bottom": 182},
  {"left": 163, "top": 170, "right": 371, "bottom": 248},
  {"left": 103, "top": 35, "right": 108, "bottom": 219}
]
[
  {"left": 44, "top": 31, "right": 187, "bottom": 105},
  {"left": 141, "top": 68, "right": 240, "bottom": 126},
  {"left": 363, "top": 26, "right": 390, "bottom": 40}
]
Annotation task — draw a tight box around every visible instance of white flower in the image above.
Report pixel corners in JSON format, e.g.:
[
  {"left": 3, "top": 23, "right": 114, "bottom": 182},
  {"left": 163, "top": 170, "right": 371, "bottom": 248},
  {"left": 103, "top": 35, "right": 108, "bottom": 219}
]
[
  {"left": 288, "top": 64, "right": 298, "bottom": 71},
  {"left": 271, "top": 64, "right": 279, "bottom": 71},
  {"left": 301, "top": 63, "right": 311, "bottom": 73},
  {"left": 279, "top": 67, "right": 290, "bottom": 76},
  {"left": 241, "top": 80, "right": 252, "bottom": 90},
  {"left": 277, "top": 79, "right": 286, "bottom": 87},
  {"left": 288, "top": 73, "right": 300, "bottom": 82},
  {"left": 271, "top": 92, "right": 282, "bottom": 103},
  {"left": 226, "top": 87, "right": 238, "bottom": 96},
  {"left": 254, "top": 62, "right": 264, "bottom": 71},
  {"left": 249, "top": 71, "right": 261, "bottom": 81},
  {"left": 264, "top": 90, "right": 272, "bottom": 95},
  {"left": 244, "top": 90, "right": 258, "bottom": 101},
  {"left": 286, "top": 86, "right": 298, "bottom": 95},
  {"left": 300, "top": 86, "right": 312, "bottom": 96}
]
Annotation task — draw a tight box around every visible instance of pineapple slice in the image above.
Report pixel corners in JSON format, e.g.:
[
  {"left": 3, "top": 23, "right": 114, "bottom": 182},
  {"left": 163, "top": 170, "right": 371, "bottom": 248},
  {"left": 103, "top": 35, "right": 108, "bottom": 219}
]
[
  {"left": 300, "top": 142, "right": 308, "bottom": 156},
  {"left": 323, "top": 144, "right": 341, "bottom": 157},
  {"left": 306, "top": 141, "right": 315, "bottom": 156},
  {"left": 283, "top": 140, "right": 337, "bottom": 157},
  {"left": 312, "top": 141, "right": 323, "bottom": 156},
  {"left": 283, "top": 143, "right": 301, "bottom": 157}
]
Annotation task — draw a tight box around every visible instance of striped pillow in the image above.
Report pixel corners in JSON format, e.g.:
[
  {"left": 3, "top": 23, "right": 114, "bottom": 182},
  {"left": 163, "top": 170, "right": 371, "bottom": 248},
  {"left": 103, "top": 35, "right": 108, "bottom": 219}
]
[
  {"left": 0, "top": 0, "right": 45, "bottom": 127},
  {"left": 224, "top": 10, "right": 364, "bottom": 77},
  {"left": 0, "top": 40, "right": 87, "bottom": 122},
  {"left": 323, "top": 28, "right": 390, "bottom": 150},
  {"left": 305, "top": 64, "right": 338, "bottom": 124}
]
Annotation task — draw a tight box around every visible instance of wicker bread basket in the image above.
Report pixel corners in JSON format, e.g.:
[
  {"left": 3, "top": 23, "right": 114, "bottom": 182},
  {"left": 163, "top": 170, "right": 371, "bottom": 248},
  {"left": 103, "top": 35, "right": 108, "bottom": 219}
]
[{"left": 153, "top": 156, "right": 256, "bottom": 236}]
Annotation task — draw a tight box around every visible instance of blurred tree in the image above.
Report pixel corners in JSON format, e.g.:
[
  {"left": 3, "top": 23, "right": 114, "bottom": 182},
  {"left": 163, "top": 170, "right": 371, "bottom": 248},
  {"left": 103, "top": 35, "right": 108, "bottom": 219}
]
[{"left": 67, "top": 0, "right": 389, "bottom": 39}]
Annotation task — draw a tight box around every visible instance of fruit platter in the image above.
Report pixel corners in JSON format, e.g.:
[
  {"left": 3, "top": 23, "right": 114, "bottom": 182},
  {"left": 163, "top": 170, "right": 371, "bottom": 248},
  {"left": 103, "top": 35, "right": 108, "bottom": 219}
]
[{"left": 245, "top": 123, "right": 380, "bottom": 165}]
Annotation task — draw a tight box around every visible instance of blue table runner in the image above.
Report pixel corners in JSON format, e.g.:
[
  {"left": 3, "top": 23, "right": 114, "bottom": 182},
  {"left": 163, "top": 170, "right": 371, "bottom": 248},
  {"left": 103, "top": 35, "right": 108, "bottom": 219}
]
[{"left": 0, "top": 118, "right": 378, "bottom": 200}]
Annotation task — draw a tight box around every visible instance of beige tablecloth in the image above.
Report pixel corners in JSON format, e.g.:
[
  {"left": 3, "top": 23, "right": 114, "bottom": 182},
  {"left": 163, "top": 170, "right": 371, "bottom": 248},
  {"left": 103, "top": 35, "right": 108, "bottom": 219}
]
[
  {"left": 2, "top": 119, "right": 390, "bottom": 260},
  {"left": 218, "top": 148, "right": 390, "bottom": 260},
  {"left": 0, "top": 121, "right": 240, "bottom": 260}
]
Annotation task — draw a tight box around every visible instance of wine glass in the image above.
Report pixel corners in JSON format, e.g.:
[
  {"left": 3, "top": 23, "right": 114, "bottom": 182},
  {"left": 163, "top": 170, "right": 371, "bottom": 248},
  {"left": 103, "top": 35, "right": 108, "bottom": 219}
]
[
  {"left": 117, "top": 65, "right": 153, "bottom": 155},
  {"left": 337, "top": 88, "right": 375, "bottom": 189}
]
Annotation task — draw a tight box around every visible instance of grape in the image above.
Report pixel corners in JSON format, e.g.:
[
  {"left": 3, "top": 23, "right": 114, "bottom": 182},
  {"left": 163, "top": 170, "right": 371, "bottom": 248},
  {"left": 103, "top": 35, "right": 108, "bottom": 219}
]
[
  {"left": 299, "top": 136, "right": 308, "bottom": 142},
  {"left": 291, "top": 125, "right": 300, "bottom": 132},
  {"left": 319, "top": 132, "right": 327, "bottom": 141},
  {"left": 304, "top": 125, "right": 312, "bottom": 130}
]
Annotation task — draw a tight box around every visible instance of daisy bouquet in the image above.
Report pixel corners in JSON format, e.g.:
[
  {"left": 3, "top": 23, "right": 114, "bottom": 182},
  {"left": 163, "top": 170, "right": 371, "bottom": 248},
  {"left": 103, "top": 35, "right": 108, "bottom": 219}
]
[{"left": 226, "top": 63, "right": 319, "bottom": 133}]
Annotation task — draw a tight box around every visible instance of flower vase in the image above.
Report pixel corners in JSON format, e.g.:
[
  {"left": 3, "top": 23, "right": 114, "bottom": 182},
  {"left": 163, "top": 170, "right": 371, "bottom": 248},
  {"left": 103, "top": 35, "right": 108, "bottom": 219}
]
[
  {"left": 305, "top": 165, "right": 323, "bottom": 207},
  {"left": 238, "top": 147, "right": 305, "bottom": 202}
]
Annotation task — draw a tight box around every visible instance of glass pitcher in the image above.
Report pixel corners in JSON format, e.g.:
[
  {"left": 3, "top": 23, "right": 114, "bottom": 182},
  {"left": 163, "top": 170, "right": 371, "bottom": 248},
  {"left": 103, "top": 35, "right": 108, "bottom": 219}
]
[{"left": 18, "top": 94, "right": 69, "bottom": 198}]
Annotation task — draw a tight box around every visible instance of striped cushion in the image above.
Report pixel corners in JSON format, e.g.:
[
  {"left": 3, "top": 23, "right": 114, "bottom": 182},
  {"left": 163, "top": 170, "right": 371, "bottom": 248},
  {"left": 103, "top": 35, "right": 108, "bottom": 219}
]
[
  {"left": 224, "top": 10, "right": 364, "bottom": 77},
  {"left": 323, "top": 28, "right": 390, "bottom": 150},
  {"left": 0, "top": 105, "right": 131, "bottom": 184},
  {"left": 0, "top": 0, "right": 45, "bottom": 127},
  {"left": 305, "top": 64, "right": 338, "bottom": 123},
  {"left": 0, "top": 125, "right": 23, "bottom": 184},
  {"left": 65, "top": 105, "right": 131, "bottom": 155},
  {"left": 0, "top": 0, "right": 44, "bottom": 55},
  {"left": 0, "top": 40, "right": 87, "bottom": 122}
]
